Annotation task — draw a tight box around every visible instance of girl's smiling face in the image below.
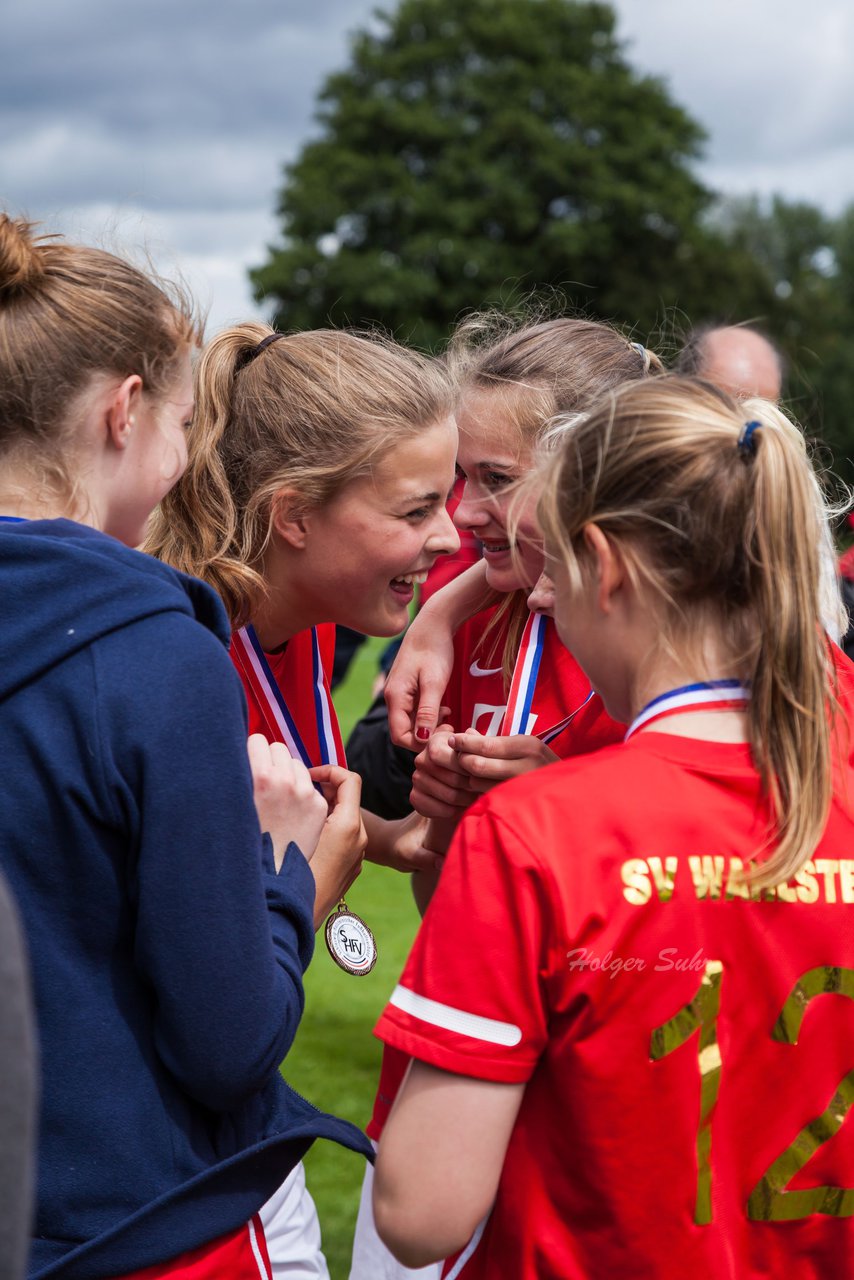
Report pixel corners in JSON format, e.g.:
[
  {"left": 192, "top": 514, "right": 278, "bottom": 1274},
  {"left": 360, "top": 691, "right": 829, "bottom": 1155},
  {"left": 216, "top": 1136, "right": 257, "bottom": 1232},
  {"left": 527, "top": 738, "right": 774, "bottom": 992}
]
[
  {"left": 288, "top": 415, "right": 460, "bottom": 636},
  {"left": 453, "top": 387, "right": 544, "bottom": 593}
]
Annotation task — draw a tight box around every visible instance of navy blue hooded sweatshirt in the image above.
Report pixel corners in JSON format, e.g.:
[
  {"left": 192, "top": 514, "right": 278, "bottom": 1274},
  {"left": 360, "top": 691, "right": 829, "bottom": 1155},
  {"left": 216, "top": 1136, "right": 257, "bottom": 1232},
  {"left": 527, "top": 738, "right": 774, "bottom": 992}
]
[{"left": 0, "top": 519, "right": 372, "bottom": 1279}]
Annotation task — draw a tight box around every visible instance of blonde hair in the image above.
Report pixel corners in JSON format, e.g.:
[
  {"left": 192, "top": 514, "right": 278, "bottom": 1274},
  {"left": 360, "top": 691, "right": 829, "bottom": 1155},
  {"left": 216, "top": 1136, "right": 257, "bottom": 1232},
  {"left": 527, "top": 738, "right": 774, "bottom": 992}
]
[
  {"left": 145, "top": 324, "right": 454, "bottom": 627},
  {"left": 0, "top": 214, "right": 197, "bottom": 501},
  {"left": 537, "top": 374, "right": 840, "bottom": 888},
  {"left": 447, "top": 313, "right": 663, "bottom": 683}
]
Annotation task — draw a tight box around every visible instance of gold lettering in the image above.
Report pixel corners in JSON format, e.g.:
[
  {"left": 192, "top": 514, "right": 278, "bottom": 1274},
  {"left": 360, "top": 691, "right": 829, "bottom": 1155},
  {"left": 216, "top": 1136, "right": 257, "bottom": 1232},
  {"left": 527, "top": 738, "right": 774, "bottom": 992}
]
[
  {"left": 749, "top": 968, "right": 854, "bottom": 1222},
  {"left": 840, "top": 861, "right": 854, "bottom": 904},
  {"left": 725, "top": 857, "right": 750, "bottom": 900},
  {"left": 651, "top": 960, "right": 723, "bottom": 1224},
  {"left": 776, "top": 879, "right": 798, "bottom": 904},
  {"left": 623, "top": 855, "right": 850, "bottom": 909},
  {"left": 795, "top": 862, "right": 819, "bottom": 904},
  {"left": 648, "top": 856, "right": 678, "bottom": 902},
  {"left": 621, "top": 859, "right": 651, "bottom": 906},
  {"left": 814, "top": 859, "right": 840, "bottom": 904},
  {"left": 689, "top": 856, "right": 726, "bottom": 901}
]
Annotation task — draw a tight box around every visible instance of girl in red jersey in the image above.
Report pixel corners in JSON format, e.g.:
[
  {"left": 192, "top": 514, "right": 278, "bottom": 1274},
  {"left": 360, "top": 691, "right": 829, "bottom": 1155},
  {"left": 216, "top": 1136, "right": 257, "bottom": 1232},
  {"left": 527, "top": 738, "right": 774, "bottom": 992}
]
[
  {"left": 386, "top": 317, "right": 664, "bottom": 835},
  {"left": 373, "top": 376, "right": 854, "bottom": 1279},
  {"left": 349, "top": 318, "right": 661, "bottom": 1280},
  {"left": 147, "top": 323, "right": 461, "bottom": 912},
  {"left": 146, "top": 323, "right": 460, "bottom": 1278}
]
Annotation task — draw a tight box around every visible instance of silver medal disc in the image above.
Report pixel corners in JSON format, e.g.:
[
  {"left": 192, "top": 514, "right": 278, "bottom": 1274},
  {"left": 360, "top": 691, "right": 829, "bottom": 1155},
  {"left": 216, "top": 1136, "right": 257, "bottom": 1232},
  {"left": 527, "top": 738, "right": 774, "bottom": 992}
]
[{"left": 325, "top": 902, "right": 378, "bottom": 976}]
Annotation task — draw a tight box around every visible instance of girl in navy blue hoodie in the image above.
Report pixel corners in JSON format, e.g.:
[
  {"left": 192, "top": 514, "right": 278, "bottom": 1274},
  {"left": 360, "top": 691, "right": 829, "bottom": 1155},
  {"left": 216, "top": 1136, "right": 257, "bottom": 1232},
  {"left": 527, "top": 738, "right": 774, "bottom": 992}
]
[{"left": 0, "top": 213, "right": 372, "bottom": 1279}]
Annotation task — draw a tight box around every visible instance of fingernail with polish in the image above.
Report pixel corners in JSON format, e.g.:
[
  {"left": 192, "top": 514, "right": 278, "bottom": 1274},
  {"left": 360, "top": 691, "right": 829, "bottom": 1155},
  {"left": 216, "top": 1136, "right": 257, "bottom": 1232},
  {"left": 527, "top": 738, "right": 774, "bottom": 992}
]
[{"left": 415, "top": 726, "right": 430, "bottom": 742}]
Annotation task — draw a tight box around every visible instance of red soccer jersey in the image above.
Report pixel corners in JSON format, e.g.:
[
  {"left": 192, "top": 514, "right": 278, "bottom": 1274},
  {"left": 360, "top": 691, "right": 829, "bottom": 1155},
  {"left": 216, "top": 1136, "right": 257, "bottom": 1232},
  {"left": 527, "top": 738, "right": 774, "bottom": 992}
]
[
  {"left": 366, "top": 606, "right": 623, "bottom": 1142},
  {"left": 229, "top": 623, "right": 345, "bottom": 763},
  {"left": 442, "top": 605, "right": 623, "bottom": 751},
  {"left": 376, "top": 661, "right": 854, "bottom": 1278}
]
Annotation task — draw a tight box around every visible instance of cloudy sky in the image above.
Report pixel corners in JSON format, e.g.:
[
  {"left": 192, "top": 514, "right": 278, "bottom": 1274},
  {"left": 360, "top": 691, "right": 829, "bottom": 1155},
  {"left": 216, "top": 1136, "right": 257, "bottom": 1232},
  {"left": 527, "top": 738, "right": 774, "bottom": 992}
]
[{"left": 3, "top": 0, "right": 853, "bottom": 334}]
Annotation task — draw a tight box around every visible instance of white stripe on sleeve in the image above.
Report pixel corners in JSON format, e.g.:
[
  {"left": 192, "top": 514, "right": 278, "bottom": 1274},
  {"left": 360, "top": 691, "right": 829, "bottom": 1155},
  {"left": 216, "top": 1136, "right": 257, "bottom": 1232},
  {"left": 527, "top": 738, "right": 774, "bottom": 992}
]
[{"left": 389, "top": 985, "right": 522, "bottom": 1047}]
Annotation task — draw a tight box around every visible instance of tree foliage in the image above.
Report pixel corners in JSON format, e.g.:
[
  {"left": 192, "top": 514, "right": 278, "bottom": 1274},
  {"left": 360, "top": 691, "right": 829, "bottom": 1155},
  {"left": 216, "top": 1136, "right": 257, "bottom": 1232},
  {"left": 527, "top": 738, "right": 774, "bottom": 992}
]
[
  {"left": 710, "top": 195, "right": 854, "bottom": 480},
  {"left": 252, "top": 0, "right": 772, "bottom": 348},
  {"left": 253, "top": 0, "right": 854, "bottom": 475}
]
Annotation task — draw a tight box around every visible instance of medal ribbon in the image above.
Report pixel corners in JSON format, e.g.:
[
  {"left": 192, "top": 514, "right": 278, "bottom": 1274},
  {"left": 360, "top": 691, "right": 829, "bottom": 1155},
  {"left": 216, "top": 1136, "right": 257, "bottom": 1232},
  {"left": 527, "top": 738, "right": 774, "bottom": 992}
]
[
  {"left": 499, "top": 611, "right": 546, "bottom": 736},
  {"left": 536, "top": 689, "right": 595, "bottom": 744},
  {"left": 309, "top": 628, "right": 343, "bottom": 766},
  {"left": 231, "top": 625, "right": 344, "bottom": 767},
  {"left": 499, "top": 611, "right": 595, "bottom": 743},
  {"left": 625, "top": 679, "right": 750, "bottom": 741}
]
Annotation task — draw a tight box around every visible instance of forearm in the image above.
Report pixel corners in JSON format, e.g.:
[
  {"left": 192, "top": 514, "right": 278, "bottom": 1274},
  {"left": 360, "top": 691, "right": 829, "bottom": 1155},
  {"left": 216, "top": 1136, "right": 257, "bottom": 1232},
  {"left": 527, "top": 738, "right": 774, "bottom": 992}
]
[
  {"left": 362, "top": 808, "right": 394, "bottom": 865},
  {"left": 411, "top": 816, "right": 458, "bottom": 916},
  {"left": 417, "top": 559, "right": 495, "bottom": 632},
  {"left": 373, "top": 1061, "right": 523, "bottom": 1267},
  {"left": 119, "top": 629, "right": 318, "bottom": 1111},
  {"left": 309, "top": 856, "right": 352, "bottom": 929}
]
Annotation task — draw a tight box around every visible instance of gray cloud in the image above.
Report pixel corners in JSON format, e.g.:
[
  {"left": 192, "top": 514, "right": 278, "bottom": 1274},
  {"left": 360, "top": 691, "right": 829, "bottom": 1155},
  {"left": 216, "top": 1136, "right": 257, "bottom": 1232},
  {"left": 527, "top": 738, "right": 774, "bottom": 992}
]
[
  {"left": 2, "top": 0, "right": 374, "bottom": 205},
  {"left": 2, "top": 0, "right": 852, "bottom": 332},
  {"left": 619, "top": 0, "right": 854, "bottom": 205}
]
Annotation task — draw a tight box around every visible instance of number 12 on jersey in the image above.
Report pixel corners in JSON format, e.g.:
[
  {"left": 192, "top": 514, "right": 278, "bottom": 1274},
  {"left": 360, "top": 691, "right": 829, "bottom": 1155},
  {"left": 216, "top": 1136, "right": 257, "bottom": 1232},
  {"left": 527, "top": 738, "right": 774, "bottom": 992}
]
[{"left": 651, "top": 961, "right": 854, "bottom": 1224}]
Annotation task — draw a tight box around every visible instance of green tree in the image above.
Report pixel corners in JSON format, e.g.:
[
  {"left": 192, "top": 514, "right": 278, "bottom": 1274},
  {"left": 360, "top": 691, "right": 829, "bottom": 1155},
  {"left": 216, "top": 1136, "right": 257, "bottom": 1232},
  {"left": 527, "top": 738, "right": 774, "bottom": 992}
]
[
  {"left": 252, "top": 0, "right": 772, "bottom": 348},
  {"left": 711, "top": 195, "right": 854, "bottom": 479}
]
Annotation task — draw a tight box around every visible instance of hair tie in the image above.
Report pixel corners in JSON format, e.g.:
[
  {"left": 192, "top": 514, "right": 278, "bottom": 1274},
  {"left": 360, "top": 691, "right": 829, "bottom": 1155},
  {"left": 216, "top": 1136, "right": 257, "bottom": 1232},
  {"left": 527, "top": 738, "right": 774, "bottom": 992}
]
[
  {"left": 738, "top": 419, "right": 761, "bottom": 458},
  {"left": 630, "top": 341, "right": 651, "bottom": 374},
  {"left": 235, "top": 331, "right": 285, "bottom": 374}
]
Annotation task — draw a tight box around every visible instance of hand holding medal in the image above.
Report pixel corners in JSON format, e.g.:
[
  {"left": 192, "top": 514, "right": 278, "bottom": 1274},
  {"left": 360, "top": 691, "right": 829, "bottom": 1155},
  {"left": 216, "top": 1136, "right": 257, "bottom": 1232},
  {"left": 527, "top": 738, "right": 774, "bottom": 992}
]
[
  {"left": 410, "top": 611, "right": 588, "bottom": 817},
  {"left": 307, "top": 764, "right": 369, "bottom": 930},
  {"left": 234, "top": 625, "right": 379, "bottom": 973},
  {"left": 247, "top": 736, "right": 328, "bottom": 873},
  {"left": 309, "top": 770, "right": 376, "bottom": 978}
]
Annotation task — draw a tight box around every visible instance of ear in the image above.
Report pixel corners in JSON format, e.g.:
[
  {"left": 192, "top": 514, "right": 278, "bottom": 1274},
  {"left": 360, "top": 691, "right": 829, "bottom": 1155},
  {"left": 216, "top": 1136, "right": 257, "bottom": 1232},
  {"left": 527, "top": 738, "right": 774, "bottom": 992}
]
[
  {"left": 270, "top": 489, "right": 309, "bottom": 550},
  {"left": 582, "top": 523, "right": 626, "bottom": 615},
  {"left": 105, "top": 375, "right": 143, "bottom": 451}
]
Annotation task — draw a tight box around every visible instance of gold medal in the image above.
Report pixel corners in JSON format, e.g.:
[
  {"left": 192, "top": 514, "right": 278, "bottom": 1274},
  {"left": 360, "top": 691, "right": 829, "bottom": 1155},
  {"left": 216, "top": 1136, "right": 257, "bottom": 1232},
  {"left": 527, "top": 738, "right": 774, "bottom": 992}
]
[{"left": 325, "top": 901, "right": 378, "bottom": 976}]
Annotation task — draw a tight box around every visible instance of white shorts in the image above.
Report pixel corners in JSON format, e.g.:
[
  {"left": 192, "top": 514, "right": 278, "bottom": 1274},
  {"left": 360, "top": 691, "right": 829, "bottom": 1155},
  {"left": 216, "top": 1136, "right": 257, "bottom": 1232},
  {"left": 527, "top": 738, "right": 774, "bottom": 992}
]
[
  {"left": 348, "top": 1148, "right": 442, "bottom": 1280},
  {"left": 258, "top": 1162, "right": 330, "bottom": 1279}
]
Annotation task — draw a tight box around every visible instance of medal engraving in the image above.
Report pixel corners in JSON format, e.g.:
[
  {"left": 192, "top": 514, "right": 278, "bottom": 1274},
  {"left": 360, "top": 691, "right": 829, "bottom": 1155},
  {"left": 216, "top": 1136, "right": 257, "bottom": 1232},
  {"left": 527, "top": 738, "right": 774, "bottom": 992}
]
[{"left": 325, "top": 901, "right": 378, "bottom": 976}]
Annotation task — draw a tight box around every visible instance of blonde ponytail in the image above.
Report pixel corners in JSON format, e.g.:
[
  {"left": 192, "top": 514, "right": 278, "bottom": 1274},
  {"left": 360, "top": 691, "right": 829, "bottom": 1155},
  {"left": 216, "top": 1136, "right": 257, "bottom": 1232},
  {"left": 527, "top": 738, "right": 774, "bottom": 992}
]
[
  {"left": 738, "top": 407, "right": 836, "bottom": 886},
  {"left": 146, "top": 324, "right": 272, "bottom": 627},
  {"left": 537, "top": 376, "right": 841, "bottom": 888}
]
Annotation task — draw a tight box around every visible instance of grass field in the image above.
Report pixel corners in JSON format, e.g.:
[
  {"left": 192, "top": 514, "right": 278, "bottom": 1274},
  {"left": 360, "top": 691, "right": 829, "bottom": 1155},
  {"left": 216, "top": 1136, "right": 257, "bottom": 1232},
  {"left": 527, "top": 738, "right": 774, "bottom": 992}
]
[{"left": 283, "top": 634, "right": 421, "bottom": 1279}]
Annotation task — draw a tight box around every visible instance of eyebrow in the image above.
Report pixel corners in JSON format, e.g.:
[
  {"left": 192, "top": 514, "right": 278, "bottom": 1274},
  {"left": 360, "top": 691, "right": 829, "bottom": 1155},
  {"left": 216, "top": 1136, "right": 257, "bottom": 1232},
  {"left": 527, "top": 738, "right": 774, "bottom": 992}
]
[{"left": 399, "top": 491, "right": 443, "bottom": 505}]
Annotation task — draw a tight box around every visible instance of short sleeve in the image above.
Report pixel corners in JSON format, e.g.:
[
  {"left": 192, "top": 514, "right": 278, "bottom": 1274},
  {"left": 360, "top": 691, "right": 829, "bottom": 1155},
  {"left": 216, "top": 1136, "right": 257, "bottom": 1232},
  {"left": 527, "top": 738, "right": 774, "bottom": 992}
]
[{"left": 375, "top": 801, "right": 552, "bottom": 1083}]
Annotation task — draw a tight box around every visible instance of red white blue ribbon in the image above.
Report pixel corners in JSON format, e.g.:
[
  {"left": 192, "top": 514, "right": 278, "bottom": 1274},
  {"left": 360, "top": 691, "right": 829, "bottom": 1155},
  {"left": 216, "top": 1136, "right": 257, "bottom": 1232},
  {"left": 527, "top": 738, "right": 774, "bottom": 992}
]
[
  {"left": 536, "top": 689, "right": 595, "bottom": 744},
  {"left": 499, "top": 611, "right": 594, "bottom": 743},
  {"left": 231, "top": 625, "right": 343, "bottom": 767},
  {"left": 309, "top": 628, "right": 342, "bottom": 766},
  {"left": 625, "top": 679, "right": 750, "bottom": 741},
  {"left": 499, "top": 611, "right": 546, "bottom": 736}
]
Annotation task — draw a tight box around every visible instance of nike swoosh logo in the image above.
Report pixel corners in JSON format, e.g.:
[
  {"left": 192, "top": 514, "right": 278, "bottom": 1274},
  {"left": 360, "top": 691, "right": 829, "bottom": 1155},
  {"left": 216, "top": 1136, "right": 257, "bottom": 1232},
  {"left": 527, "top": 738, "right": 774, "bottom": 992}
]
[{"left": 469, "top": 661, "right": 503, "bottom": 677}]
